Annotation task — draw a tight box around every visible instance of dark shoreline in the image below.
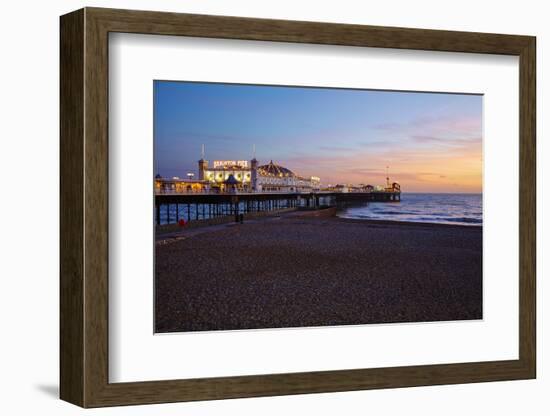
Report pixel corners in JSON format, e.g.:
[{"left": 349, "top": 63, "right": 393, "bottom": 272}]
[
  {"left": 155, "top": 216, "right": 483, "bottom": 333},
  {"left": 333, "top": 216, "right": 483, "bottom": 229},
  {"left": 156, "top": 212, "right": 482, "bottom": 241}
]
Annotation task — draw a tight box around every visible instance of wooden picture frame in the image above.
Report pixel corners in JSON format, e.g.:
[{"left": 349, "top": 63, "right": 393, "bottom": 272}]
[{"left": 60, "top": 7, "right": 536, "bottom": 408}]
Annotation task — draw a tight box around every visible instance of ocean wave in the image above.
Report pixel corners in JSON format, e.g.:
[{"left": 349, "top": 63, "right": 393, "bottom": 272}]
[
  {"left": 338, "top": 194, "right": 483, "bottom": 226},
  {"left": 369, "top": 210, "right": 417, "bottom": 216},
  {"left": 442, "top": 217, "right": 482, "bottom": 224},
  {"left": 341, "top": 213, "right": 482, "bottom": 225}
]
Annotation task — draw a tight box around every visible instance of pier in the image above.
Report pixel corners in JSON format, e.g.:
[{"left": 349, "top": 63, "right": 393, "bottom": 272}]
[{"left": 155, "top": 190, "right": 401, "bottom": 225}]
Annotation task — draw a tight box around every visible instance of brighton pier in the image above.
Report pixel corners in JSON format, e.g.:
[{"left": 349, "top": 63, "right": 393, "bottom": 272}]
[{"left": 155, "top": 158, "right": 401, "bottom": 226}]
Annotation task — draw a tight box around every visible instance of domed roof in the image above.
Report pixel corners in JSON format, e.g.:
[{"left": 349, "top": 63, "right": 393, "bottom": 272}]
[{"left": 258, "top": 160, "right": 295, "bottom": 177}]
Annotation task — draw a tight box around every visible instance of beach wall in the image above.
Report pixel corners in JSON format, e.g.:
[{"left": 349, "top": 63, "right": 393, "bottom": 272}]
[{"left": 156, "top": 207, "right": 298, "bottom": 233}]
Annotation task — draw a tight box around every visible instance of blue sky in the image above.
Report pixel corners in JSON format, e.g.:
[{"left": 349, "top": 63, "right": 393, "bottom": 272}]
[{"left": 154, "top": 81, "right": 482, "bottom": 192}]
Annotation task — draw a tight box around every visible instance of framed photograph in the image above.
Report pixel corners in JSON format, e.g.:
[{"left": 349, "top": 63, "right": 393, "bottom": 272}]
[{"left": 60, "top": 7, "right": 536, "bottom": 407}]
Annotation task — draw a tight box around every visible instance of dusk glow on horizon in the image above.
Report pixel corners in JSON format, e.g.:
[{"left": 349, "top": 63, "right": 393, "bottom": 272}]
[{"left": 154, "top": 81, "right": 482, "bottom": 193}]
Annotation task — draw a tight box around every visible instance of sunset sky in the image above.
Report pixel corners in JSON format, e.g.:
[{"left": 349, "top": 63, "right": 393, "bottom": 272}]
[{"left": 154, "top": 81, "right": 482, "bottom": 193}]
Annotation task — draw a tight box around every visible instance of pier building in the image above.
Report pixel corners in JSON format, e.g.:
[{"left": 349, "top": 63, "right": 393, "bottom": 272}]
[{"left": 198, "top": 158, "right": 321, "bottom": 193}]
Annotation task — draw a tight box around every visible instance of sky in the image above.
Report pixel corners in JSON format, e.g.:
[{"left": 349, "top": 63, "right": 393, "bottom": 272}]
[{"left": 154, "top": 81, "right": 482, "bottom": 193}]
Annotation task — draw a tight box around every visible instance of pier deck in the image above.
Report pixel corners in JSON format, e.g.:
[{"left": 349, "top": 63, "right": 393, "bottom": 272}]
[{"left": 156, "top": 190, "right": 400, "bottom": 204}]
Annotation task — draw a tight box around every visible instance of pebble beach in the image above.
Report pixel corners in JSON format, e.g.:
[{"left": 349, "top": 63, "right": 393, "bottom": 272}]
[{"left": 155, "top": 216, "right": 482, "bottom": 333}]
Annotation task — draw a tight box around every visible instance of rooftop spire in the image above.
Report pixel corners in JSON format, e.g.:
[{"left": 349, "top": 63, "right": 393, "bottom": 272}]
[{"left": 201, "top": 144, "right": 205, "bottom": 160}]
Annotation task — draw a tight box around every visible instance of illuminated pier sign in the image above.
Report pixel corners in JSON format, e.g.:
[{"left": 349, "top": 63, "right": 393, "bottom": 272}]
[{"left": 213, "top": 160, "right": 249, "bottom": 168}]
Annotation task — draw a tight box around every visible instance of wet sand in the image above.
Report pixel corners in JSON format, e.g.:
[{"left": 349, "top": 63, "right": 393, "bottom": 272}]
[{"left": 155, "top": 216, "right": 482, "bottom": 332}]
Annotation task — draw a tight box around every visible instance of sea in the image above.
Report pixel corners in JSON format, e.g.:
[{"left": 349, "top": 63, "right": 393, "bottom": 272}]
[{"left": 337, "top": 193, "right": 482, "bottom": 226}]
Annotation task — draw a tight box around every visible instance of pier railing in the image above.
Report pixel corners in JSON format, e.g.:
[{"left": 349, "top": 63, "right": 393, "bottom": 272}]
[{"left": 155, "top": 189, "right": 399, "bottom": 196}]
